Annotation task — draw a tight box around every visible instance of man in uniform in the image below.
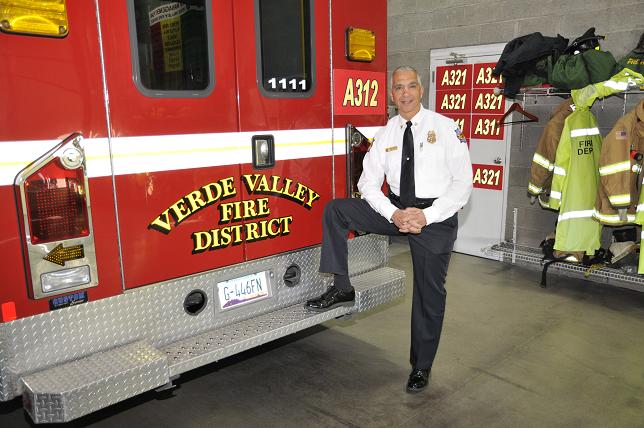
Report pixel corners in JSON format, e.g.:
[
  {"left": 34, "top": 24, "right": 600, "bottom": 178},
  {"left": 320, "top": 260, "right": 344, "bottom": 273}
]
[{"left": 305, "top": 65, "right": 473, "bottom": 393}]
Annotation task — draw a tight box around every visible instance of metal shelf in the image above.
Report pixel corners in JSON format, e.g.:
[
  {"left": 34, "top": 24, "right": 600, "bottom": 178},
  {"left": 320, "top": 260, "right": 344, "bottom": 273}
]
[
  {"left": 514, "top": 87, "right": 644, "bottom": 97},
  {"left": 486, "top": 242, "right": 644, "bottom": 293}
]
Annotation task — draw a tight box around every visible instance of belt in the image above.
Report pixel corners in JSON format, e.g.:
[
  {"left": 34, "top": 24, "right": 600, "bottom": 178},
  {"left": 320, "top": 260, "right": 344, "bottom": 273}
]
[{"left": 389, "top": 192, "right": 436, "bottom": 209}]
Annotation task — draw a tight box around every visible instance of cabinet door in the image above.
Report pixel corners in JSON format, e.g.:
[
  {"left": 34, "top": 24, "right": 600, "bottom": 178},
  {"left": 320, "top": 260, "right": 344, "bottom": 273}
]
[
  {"left": 98, "top": 0, "right": 243, "bottom": 288},
  {"left": 429, "top": 44, "right": 510, "bottom": 259},
  {"left": 233, "top": 0, "right": 333, "bottom": 260}
]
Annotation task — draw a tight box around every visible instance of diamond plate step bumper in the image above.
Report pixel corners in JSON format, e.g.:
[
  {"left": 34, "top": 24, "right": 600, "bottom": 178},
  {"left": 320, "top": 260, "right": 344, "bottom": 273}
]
[
  {"left": 19, "top": 266, "right": 404, "bottom": 423},
  {"left": 163, "top": 266, "right": 405, "bottom": 376},
  {"left": 21, "top": 341, "right": 168, "bottom": 424}
]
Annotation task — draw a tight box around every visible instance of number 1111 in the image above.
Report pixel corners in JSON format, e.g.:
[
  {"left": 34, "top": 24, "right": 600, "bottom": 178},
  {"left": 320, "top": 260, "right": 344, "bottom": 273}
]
[{"left": 267, "top": 78, "right": 307, "bottom": 91}]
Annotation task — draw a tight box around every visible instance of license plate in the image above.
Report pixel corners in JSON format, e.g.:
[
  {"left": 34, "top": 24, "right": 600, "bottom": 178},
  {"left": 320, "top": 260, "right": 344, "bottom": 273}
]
[{"left": 217, "top": 270, "right": 270, "bottom": 310}]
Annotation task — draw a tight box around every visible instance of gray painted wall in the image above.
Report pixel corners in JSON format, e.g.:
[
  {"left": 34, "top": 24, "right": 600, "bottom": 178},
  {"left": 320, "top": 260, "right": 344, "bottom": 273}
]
[{"left": 388, "top": 0, "right": 644, "bottom": 249}]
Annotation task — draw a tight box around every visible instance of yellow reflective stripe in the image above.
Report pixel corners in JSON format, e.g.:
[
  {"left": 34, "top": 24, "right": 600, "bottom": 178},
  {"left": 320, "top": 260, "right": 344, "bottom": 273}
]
[
  {"left": 608, "top": 194, "right": 630, "bottom": 205},
  {"left": 538, "top": 197, "right": 551, "bottom": 209},
  {"left": 594, "top": 211, "right": 636, "bottom": 224},
  {"left": 528, "top": 183, "right": 542, "bottom": 194},
  {"left": 532, "top": 153, "right": 553, "bottom": 170},
  {"left": 550, "top": 191, "right": 562, "bottom": 200},
  {"left": 558, "top": 209, "right": 594, "bottom": 221},
  {"left": 553, "top": 166, "right": 566, "bottom": 176},
  {"left": 599, "top": 161, "right": 631, "bottom": 176}
]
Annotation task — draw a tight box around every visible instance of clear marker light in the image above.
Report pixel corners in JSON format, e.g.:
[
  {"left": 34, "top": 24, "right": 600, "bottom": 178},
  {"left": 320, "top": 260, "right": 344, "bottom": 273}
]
[{"left": 41, "top": 265, "right": 90, "bottom": 293}]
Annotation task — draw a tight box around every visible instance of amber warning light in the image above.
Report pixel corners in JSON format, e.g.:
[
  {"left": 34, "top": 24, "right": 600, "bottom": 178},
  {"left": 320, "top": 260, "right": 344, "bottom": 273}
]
[
  {"left": 0, "top": 0, "right": 69, "bottom": 37},
  {"left": 346, "top": 27, "right": 376, "bottom": 62}
]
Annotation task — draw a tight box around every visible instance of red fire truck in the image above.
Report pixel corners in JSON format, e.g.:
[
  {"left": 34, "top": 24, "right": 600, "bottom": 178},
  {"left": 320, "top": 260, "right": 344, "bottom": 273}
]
[{"left": 0, "top": 0, "right": 404, "bottom": 423}]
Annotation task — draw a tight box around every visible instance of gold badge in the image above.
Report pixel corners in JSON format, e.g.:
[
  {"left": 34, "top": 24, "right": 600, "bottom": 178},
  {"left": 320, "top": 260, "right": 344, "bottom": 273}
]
[
  {"left": 385, "top": 146, "right": 398, "bottom": 152},
  {"left": 427, "top": 130, "right": 437, "bottom": 144}
]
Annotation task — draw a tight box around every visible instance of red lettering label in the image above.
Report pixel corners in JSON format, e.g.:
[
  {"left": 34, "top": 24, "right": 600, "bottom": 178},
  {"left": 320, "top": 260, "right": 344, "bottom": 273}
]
[
  {"left": 435, "top": 90, "right": 471, "bottom": 114},
  {"left": 436, "top": 65, "right": 473, "bottom": 90},
  {"left": 471, "top": 114, "right": 504, "bottom": 140},
  {"left": 473, "top": 62, "right": 503, "bottom": 88},
  {"left": 472, "top": 89, "right": 505, "bottom": 114},
  {"left": 472, "top": 164, "right": 503, "bottom": 190},
  {"left": 333, "top": 69, "right": 386, "bottom": 116}
]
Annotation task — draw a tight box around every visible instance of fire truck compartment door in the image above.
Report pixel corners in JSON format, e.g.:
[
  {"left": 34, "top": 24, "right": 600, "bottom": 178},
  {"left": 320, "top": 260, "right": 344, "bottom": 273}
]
[
  {"left": 234, "top": 0, "right": 333, "bottom": 261},
  {"left": 98, "top": 0, "right": 243, "bottom": 289}
]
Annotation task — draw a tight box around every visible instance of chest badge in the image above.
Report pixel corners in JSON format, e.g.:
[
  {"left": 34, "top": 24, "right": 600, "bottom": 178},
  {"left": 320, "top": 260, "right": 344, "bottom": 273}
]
[{"left": 427, "top": 130, "right": 437, "bottom": 144}]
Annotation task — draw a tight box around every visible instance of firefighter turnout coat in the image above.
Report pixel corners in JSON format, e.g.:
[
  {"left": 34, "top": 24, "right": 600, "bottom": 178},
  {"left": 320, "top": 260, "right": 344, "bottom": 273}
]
[
  {"left": 528, "top": 98, "right": 574, "bottom": 202},
  {"left": 544, "top": 69, "right": 644, "bottom": 261},
  {"left": 548, "top": 91, "right": 603, "bottom": 260},
  {"left": 595, "top": 99, "right": 644, "bottom": 225},
  {"left": 596, "top": 99, "right": 644, "bottom": 271}
]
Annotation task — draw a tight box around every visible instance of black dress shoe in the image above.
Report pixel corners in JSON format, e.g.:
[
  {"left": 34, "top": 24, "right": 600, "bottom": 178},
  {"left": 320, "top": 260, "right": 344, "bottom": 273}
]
[
  {"left": 305, "top": 286, "right": 355, "bottom": 312},
  {"left": 406, "top": 368, "right": 430, "bottom": 393}
]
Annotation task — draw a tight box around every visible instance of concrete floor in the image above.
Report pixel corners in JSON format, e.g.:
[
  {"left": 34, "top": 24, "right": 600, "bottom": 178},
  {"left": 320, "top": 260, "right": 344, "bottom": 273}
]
[{"left": 2, "top": 240, "right": 644, "bottom": 427}]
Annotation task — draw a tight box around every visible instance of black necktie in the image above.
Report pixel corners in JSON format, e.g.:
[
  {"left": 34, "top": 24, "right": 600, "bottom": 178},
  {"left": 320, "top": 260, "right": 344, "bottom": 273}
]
[{"left": 400, "top": 121, "right": 415, "bottom": 207}]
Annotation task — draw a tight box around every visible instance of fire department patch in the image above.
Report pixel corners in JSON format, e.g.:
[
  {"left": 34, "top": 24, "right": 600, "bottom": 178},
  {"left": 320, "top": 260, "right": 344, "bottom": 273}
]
[
  {"left": 455, "top": 127, "right": 467, "bottom": 144},
  {"left": 427, "top": 130, "right": 437, "bottom": 144}
]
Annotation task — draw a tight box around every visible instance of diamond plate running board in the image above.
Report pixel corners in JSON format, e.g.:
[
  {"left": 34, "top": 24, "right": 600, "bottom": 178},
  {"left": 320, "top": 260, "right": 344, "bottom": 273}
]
[
  {"left": 19, "top": 266, "right": 404, "bottom": 423},
  {"left": 162, "top": 266, "right": 405, "bottom": 377}
]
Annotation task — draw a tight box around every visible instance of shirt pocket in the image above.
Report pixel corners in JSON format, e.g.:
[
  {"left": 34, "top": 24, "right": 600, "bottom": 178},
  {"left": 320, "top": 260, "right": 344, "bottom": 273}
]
[
  {"left": 416, "top": 143, "right": 448, "bottom": 180},
  {"left": 384, "top": 146, "right": 402, "bottom": 174}
]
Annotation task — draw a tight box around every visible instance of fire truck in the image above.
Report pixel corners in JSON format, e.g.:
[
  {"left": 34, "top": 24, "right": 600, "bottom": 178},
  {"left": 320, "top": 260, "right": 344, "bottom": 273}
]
[{"left": 0, "top": 0, "right": 404, "bottom": 423}]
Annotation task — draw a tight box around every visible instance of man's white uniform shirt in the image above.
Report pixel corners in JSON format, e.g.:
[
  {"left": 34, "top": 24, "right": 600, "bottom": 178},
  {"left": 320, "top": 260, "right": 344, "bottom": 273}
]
[{"left": 357, "top": 106, "right": 473, "bottom": 225}]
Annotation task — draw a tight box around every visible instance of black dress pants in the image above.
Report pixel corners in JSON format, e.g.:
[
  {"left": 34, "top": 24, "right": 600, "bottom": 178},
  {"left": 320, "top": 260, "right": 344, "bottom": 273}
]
[{"left": 319, "top": 198, "right": 457, "bottom": 370}]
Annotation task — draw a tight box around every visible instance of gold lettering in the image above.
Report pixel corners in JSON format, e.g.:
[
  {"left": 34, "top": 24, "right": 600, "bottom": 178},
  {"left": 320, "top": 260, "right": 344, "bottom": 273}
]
[
  {"left": 185, "top": 190, "right": 206, "bottom": 212},
  {"left": 218, "top": 227, "right": 232, "bottom": 247},
  {"left": 305, "top": 188, "right": 320, "bottom": 209},
  {"left": 282, "top": 178, "right": 297, "bottom": 198},
  {"left": 268, "top": 218, "right": 281, "bottom": 236},
  {"left": 294, "top": 183, "right": 307, "bottom": 203},
  {"left": 169, "top": 199, "right": 190, "bottom": 225},
  {"left": 245, "top": 222, "right": 260, "bottom": 242},
  {"left": 473, "top": 168, "right": 481, "bottom": 184},
  {"left": 242, "top": 199, "right": 258, "bottom": 218},
  {"left": 440, "top": 94, "right": 449, "bottom": 110},
  {"left": 230, "top": 224, "right": 244, "bottom": 244},
  {"left": 475, "top": 93, "right": 483, "bottom": 110},
  {"left": 256, "top": 198, "right": 270, "bottom": 216},
  {"left": 281, "top": 216, "right": 293, "bottom": 234},
  {"left": 218, "top": 203, "right": 233, "bottom": 223},
  {"left": 242, "top": 174, "right": 261, "bottom": 193},
  {"left": 192, "top": 231, "right": 212, "bottom": 254},
  {"left": 220, "top": 176, "right": 236, "bottom": 198},
  {"left": 149, "top": 209, "right": 172, "bottom": 234},
  {"left": 343, "top": 78, "right": 355, "bottom": 106},
  {"left": 256, "top": 174, "right": 271, "bottom": 192},
  {"left": 202, "top": 182, "right": 222, "bottom": 203},
  {"left": 269, "top": 175, "right": 281, "bottom": 193}
]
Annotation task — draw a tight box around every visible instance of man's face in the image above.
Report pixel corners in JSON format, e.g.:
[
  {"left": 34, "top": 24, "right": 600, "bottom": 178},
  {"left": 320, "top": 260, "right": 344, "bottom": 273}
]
[{"left": 390, "top": 70, "right": 423, "bottom": 120}]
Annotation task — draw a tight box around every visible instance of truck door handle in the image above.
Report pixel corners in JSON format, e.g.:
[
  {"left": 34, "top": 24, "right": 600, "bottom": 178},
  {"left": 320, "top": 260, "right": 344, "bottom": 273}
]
[{"left": 252, "top": 135, "right": 275, "bottom": 169}]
